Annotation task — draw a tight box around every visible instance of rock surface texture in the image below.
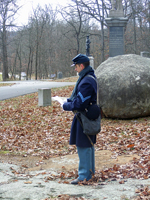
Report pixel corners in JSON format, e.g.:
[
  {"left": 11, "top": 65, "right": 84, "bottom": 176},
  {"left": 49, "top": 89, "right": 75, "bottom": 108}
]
[{"left": 95, "top": 54, "right": 150, "bottom": 119}]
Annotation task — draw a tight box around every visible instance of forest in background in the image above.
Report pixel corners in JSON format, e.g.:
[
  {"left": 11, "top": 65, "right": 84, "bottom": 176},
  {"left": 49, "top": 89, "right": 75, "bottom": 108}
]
[{"left": 0, "top": 0, "right": 150, "bottom": 81}]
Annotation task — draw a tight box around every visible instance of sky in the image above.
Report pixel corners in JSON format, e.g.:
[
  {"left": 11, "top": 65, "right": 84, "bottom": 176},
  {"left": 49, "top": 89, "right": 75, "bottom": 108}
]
[{"left": 16, "top": 0, "right": 68, "bottom": 26}]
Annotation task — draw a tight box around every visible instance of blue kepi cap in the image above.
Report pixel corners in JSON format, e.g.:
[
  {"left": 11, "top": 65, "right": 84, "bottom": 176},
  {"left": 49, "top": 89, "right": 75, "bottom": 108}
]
[{"left": 71, "top": 54, "right": 89, "bottom": 67}]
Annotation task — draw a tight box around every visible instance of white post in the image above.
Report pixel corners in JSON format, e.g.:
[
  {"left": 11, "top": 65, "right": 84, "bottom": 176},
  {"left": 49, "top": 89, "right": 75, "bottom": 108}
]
[
  {"left": 38, "top": 88, "right": 51, "bottom": 106},
  {"left": 140, "top": 51, "right": 150, "bottom": 58},
  {"left": 89, "top": 56, "right": 94, "bottom": 69}
]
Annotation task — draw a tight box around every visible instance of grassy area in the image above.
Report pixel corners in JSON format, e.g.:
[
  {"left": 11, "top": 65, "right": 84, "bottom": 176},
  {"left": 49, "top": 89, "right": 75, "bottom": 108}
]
[
  {"left": 52, "top": 76, "right": 78, "bottom": 82},
  {"left": 0, "top": 83, "right": 16, "bottom": 87},
  {"left": 0, "top": 76, "right": 78, "bottom": 87},
  {"left": 0, "top": 73, "right": 2, "bottom": 81}
]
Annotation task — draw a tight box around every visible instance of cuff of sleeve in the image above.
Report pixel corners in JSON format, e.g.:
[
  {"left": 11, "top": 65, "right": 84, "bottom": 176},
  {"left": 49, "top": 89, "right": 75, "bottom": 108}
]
[{"left": 63, "top": 103, "right": 67, "bottom": 110}]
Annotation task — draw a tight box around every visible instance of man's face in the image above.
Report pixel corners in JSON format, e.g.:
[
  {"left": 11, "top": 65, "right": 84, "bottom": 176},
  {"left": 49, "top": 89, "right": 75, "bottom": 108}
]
[{"left": 75, "top": 64, "right": 84, "bottom": 73}]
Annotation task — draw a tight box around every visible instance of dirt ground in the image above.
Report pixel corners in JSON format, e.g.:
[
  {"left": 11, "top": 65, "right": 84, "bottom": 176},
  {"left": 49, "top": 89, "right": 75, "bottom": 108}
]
[{"left": 0, "top": 150, "right": 140, "bottom": 172}]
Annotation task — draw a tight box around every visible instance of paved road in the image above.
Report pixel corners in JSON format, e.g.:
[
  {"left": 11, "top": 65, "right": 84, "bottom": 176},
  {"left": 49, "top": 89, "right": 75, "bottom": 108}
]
[{"left": 0, "top": 80, "right": 75, "bottom": 101}]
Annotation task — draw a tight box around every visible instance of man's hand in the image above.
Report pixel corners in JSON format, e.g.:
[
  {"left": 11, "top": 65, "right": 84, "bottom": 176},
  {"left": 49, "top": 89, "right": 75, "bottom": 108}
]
[{"left": 53, "top": 96, "right": 67, "bottom": 107}]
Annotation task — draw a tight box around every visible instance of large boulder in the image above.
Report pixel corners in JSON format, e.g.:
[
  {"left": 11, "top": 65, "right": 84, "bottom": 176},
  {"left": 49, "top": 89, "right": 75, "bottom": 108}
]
[{"left": 95, "top": 54, "right": 150, "bottom": 119}]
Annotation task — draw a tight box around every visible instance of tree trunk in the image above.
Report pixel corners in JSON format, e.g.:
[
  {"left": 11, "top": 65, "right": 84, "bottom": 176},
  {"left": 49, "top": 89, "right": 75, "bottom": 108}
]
[{"left": 2, "top": 25, "right": 9, "bottom": 81}]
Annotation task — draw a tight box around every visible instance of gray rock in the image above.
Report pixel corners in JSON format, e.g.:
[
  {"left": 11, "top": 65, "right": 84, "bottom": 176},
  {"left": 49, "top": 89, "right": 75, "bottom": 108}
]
[
  {"left": 95, "top": 54, "right": 150, "bottom": 119},
  {"left": 0, "top": 162, "right": 150, "bottom": 200}
]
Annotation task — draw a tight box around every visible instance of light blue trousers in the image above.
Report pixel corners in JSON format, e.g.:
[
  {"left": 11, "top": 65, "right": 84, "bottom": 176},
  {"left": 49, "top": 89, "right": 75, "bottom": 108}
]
[{"left": 77, "top": 146, "right": 95, "bottom": 181}]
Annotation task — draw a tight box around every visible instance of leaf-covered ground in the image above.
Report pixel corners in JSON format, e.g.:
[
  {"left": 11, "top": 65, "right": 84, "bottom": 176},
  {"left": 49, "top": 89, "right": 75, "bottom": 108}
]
[
  {"left": 0, "top": 84, "right": 150, "bottom": 198},
  {"left": 0, "top": 86, "right": 75, "bottom": 157}
]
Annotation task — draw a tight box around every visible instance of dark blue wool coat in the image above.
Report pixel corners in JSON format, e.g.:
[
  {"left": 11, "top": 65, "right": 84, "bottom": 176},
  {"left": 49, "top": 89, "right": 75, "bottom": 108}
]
[{"left": 63, "top": 71, "right": 97, "bottom": 147}]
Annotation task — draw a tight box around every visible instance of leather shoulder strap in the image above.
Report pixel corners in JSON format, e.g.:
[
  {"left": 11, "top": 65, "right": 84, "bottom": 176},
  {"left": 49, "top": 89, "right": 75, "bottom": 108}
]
[
  {"left": 86, "top": 74, "right": 97, "bottom": 83},
  {"left": 85, "top": 75, "right": 99, "bottom": 105}
]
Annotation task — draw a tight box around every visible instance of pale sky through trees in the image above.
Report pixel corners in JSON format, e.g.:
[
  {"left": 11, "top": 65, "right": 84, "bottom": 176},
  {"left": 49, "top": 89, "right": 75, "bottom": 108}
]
[{"left": 16, "top": 0, "right": 68, "bottom": 26}]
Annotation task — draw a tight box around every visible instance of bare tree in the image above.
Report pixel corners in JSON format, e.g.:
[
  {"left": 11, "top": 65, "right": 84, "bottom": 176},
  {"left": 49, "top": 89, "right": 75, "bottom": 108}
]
[
  {"left": 129, "top": 0, "right": 139, "bottom": 54},
  {"left": 0, "top": 0, "right": 19, "bottom": 81},
  {"left": 60, "top": 1, "right": 91, "bottom": 55},
  {"left": 124, "top": 0, "right": 150, "bottom": 54},
  {"left": 25, "top": 26, "right": 35, "bottom": 80},
  {"left": 70, "top": 0, "right": 110, "bottom": 62},
  {"left": 137, "top": 0, "right": 150, "bottom": 52},
  {"left": 8, "top": 31, "right": 22, "bottom": 79},
  {"left": 5, "top": 0, "right": 150, "bottom": 80}
]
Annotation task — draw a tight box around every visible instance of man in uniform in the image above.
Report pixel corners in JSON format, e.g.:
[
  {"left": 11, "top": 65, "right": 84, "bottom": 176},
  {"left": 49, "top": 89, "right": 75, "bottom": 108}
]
[{"left": 63, "top": 54, "right": 97, "bottom": 184}]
